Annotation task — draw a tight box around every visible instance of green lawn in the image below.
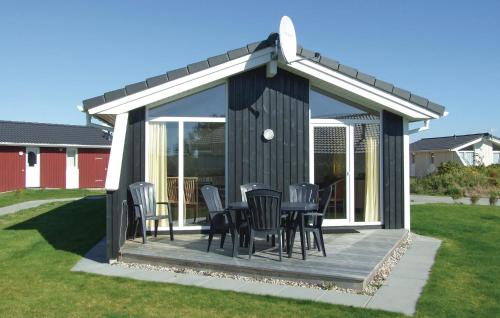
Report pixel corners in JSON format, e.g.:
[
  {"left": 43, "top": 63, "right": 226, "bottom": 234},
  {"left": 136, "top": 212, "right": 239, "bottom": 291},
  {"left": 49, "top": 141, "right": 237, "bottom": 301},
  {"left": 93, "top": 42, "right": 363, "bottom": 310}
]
[
  {"left": 0, "top": 188, "right": 105, "bottom": 208},
  {"left": 0, "top": 200, "right": 498, "bottom": 317}
]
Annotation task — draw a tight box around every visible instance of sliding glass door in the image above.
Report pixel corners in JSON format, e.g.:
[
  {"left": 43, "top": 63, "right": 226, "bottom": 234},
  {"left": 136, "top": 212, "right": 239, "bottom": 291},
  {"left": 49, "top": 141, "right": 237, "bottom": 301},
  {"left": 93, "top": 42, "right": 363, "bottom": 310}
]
[
  {"left": 312, "top": 124, "right": 349, "bottom": 224},
  {"left": 311, "top": 122, "right": 380, "bottom": 225}
]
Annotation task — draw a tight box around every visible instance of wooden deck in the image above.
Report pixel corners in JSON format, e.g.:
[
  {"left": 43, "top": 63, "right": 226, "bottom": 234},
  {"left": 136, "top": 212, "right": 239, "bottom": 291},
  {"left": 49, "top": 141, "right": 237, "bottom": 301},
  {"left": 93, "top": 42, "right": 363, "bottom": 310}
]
[{"left": 120, "top": 229, "right": 408, "bottom": 289}]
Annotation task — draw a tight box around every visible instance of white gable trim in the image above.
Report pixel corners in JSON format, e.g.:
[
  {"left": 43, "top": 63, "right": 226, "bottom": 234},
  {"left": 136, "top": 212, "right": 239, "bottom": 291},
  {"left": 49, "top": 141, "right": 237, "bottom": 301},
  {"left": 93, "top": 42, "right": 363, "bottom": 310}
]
[
  {"left": 105, "top": 112, "right": 128, "bottom": 191},
  {"left": 285, "top": 59, "right": 440, "bottom": 120},
  {"left": 451, "top": 137, "right": 483, "bottom": 151},
  {"left": 89, "top": 47, "right": 274, "bottom": 116}
]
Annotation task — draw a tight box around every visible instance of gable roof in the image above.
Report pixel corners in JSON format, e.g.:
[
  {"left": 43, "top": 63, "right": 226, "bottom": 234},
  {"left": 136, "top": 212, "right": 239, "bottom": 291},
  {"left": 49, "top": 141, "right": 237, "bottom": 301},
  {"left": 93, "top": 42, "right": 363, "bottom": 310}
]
[
  {"left": 0, "top": 120, "right": 112, "bottom": 147},
  {"left": 82, "top": 33, "right": 446, "bottom": 118},
  {"left": 410, "top": 133, "right": 496, "bottom": 152}
]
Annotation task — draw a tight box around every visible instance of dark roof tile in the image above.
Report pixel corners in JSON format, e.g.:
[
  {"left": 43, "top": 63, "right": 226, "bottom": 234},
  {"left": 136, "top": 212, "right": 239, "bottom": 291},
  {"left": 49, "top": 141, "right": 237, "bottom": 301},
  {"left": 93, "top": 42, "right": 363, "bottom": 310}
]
[
  {"left": 411, "top": 133, "right": 493, "bottom": 151},
  {"left": 338, "top": 64, "right": 358, "bottom": 78},
  {"left": 227, "top": 47, "right": 249, "bottom": 60},
  {"left": 374, "top": 79, "right": 394, "bottom": 93},
  {"left": 146, "top": 74, "right": 168, "bottom": 88},
  {"left": 125, "top": 81, "right": 148, "bottom": 95},
  {"left": 356, "top": 72, "right": 375, "bottom": 85},
  {"left": 104, "top": 88, "right": 126, "bottom": 102},
  {"left": 207, "top": 53, "right": 229, "bottom": 67},
  {"left": 0, "top": 120, "right": 112, "bottom": 146},
  {"left": 393, "top": 87, "right": 411, "bottom": 100},
  {"left": 410, "top": 94, "right": 429, "bottom": 107},
  {"left": 167, "top": 67, "right": 189, "bottom": 81},
  {"left": 82, "top": 96, "right": 106, "bottom": 110},
  {"left": 300, "top": 48, "right": 317, "bottom": 60},
  {"left": 318, "top": 56, "right": 339, "bottom": 70},
  {"left": 427, "top": 101, "right": 446, "bottom": 114},
  {"left": 187, "top": 60, "right": 210, "bottom": 74}
]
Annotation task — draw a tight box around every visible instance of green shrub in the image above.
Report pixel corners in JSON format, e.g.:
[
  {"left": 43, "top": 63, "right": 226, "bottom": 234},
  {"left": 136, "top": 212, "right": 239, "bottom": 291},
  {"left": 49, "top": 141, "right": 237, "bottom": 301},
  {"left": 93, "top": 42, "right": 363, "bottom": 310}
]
[
  {"left": 470, "top": 194, "right": 480, "bottom": 205},
  {"left": 490, "top": 192, "right": 498, "bottom": 206},
  {"left": 447, "top": 186, "right": 464, "bottom": 200}
]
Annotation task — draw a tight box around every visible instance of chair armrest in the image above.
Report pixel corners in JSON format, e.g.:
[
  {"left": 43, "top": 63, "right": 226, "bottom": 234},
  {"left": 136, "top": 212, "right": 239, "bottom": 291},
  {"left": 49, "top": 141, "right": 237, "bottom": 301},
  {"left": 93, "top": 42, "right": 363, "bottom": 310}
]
[{"left": 157, "top": 202, "right": 170, "bottom": 205}]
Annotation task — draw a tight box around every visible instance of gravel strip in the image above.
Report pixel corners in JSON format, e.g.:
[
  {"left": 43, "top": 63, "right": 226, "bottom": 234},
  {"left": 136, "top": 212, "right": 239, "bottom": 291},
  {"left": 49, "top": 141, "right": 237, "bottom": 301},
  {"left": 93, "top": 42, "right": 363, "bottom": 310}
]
[{"left": 115, "top": 233, "right": 413, "bottom": 296}]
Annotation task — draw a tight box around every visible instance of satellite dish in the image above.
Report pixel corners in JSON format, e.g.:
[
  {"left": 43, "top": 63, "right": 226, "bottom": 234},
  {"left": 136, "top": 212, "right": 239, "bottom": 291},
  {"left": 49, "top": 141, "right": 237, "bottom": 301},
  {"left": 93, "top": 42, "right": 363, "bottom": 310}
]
[{"left": 279, "top": 16, "right": 298, "bottom": 63}]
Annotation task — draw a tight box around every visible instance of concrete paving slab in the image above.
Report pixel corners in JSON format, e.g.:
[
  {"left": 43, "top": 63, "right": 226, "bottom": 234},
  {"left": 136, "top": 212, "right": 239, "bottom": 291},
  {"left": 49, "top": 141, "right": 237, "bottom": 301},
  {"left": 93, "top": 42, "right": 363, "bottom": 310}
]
[
  {"left": 236, "top": 281, "right": 287, "bottom": 296},
  {"left": 277, "top": 286, "right": 325, "bottom": 301},
  {"left": 317, "top": 291, "right": 371, "bottom": 307},
  {"left": 198, "top": 277, "right": 248, "bottom": 291},
  {"left": 0, "top": 197, "right": 83, "bottom": 216}
]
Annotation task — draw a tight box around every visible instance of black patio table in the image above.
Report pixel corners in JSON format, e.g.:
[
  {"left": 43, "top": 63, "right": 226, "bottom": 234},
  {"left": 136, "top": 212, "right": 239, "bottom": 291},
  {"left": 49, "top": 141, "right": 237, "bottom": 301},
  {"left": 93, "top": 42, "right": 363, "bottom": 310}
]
[{"left": 227, "top": 201, "right": 319, "bottom": 258}]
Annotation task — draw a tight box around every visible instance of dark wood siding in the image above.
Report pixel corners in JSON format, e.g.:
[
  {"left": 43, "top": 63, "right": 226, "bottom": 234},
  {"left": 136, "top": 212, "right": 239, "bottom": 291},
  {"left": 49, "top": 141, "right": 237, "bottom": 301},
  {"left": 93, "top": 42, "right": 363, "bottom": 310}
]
[
  {"left": 106, "top": 108, "right": 145, "bottom": 260},
  {"left": 227, "top": 67, "right": 309, "bottom": 202},
  {"left": 382, "top": 110, "right": 404, "bottom": 229}
]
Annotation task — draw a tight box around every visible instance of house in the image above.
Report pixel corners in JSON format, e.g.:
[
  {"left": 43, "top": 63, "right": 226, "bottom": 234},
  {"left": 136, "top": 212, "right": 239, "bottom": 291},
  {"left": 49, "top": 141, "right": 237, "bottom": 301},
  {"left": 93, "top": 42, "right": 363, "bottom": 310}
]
[
  {"left": 0, "top": 120, "right": 111, "bottom": 192},
  {"left": 81, "top": 29, "right": 447, "bottom": 260},
  {"left": 410, "top": 133, "right": 500, "bottom": 177}
]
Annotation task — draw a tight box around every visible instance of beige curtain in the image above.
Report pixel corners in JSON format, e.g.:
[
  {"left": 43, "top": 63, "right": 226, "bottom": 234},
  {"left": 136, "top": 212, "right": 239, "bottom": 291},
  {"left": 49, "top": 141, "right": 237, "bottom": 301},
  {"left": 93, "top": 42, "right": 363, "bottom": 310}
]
[
  {"left": 364, "top": 136, "right": 379, "bottom": 222},
  {"left": 147, "top": 122, "right": 168, "bottom": 227}
]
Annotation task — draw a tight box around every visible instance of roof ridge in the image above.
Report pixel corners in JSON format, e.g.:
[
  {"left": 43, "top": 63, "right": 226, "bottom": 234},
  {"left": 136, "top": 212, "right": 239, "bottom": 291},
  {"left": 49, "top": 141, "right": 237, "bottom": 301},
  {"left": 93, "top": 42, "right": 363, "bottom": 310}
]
[{"left": 416, "top": 133, "right": 490, "bottom": 141}]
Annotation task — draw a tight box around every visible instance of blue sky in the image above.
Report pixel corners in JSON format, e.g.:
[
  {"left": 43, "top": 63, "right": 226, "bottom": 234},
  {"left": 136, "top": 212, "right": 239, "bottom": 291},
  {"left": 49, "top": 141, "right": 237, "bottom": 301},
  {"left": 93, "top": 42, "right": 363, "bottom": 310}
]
[{"left": 1, "top": 1, "right": 499, "bottom": 141}]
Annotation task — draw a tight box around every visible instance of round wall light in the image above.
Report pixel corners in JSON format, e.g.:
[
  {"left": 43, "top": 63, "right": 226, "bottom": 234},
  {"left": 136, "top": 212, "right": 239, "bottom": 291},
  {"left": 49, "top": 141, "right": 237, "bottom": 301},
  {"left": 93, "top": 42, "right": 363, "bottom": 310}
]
[{"left": 263, "top": 129, "right": 275, "bottom": 141}]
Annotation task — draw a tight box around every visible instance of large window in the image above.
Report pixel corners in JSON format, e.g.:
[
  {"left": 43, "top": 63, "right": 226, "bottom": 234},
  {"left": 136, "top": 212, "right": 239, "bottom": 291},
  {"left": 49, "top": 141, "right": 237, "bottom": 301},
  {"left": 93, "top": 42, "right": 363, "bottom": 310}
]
[
  {"left": 147, "top": 84, "right": 226, "bottom": 229},
  {"left": 493, "top": 144, "right": 500, "bottom": 164},
  {"left": 310, "top": 88, "right": 377, "bottom": 119}
]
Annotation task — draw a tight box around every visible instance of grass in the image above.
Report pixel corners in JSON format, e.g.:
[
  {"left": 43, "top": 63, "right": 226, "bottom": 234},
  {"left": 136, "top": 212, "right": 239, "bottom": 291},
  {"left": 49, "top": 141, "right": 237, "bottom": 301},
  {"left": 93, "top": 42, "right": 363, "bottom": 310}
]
[
  {"left": 0, "top": 188, "right": 105, "bottom": 208},
  {"left": 0, "top": 200, "right": 498, "bottom": 317}
]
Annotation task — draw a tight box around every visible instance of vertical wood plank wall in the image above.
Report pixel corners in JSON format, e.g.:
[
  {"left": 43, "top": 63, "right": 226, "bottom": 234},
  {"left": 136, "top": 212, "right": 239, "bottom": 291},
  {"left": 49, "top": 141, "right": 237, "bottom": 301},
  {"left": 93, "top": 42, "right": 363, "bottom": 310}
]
[
  {"left": 382, "top": 110, "right": 405, "bottom": 229},
  {"left": 0, "top": 147, "right": 25, "bottom": 192},
  {"left": 40, "top": 148, "right": 66, "bottom": 188},
  {"left": 106, "top": 108, "right": 145, "bottom": 260},
  {"left": 227, "top": 67, "right": 309, "bottom": 202}
]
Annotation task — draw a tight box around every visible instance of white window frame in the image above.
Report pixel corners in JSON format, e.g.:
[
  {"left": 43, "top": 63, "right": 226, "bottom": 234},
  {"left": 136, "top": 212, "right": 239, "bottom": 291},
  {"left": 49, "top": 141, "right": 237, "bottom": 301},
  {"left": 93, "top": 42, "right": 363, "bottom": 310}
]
[
  {"left": 492, "top": 151, "right": 500, "bottom": 164},
  {"left": 145, "top": 83, "right": 228, "bottom": 231},
  {"left": 309, "top": 117, "right": 382, "bottom": 226},
  {"left": 458, "top": 150, "right": 475, "bottom": 166}
]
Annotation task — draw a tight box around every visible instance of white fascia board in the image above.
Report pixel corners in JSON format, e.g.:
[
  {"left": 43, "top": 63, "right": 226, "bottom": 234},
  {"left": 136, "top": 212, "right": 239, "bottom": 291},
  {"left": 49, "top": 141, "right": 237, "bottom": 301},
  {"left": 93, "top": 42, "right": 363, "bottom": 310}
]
[
  {"left": 105, "top": 112, "right": 128, "bottom": 191},
  {"left": 89, "top": 48, "right": 274, "bottom": 116},
  {"left": 0, "top": 142, "right": 111, "bottom": 149},
  {"left": 403, "top": 119, "right": 411, "bottom": 230},
  {"left": 287, "top": 59, "right": 441, "bottom": 121},
  {"left": 489, "top": 137, "right": 500, "bottom": 146},
  {"left": 451, "top": 138, "right": 483, "bottom": 151},
  {"left": 455, "top": 150, "right": 467, "bottom": 165}
]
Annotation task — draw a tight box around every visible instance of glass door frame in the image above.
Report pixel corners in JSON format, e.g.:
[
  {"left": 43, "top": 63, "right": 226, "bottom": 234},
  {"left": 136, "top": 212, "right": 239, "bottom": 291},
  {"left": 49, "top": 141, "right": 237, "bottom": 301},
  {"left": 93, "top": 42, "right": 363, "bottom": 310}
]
[
  {"left": 310, "top": 118, "right": 383, "bottom": 226},
  {"left": 309, "top": 120, "right": 352, "bottom": 226},
  {"left": 146, "top": 115, "right": 226, "bottom": 231}
]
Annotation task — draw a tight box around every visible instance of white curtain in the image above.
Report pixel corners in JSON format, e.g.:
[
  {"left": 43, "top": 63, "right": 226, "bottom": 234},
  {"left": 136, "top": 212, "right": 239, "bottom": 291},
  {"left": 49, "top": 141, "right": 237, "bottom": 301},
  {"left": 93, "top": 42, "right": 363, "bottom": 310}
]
[
  {"left": 147, "top": 122, "right": 168, "bottom": 227},
  {"left": 364, "top": 136, "right": 379, "bottom": 222}
]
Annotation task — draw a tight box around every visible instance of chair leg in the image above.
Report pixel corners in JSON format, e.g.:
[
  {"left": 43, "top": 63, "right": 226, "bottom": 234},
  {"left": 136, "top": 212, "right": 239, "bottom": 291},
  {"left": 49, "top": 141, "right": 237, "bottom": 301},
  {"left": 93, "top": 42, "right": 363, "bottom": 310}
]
[
  {"left": 278, "top": 230, "right": 282, "bottom": 262},
  {"left": 141, "top": 219, "right": 147, "bottom": 244},
  {"left": 168, "top": 221, "right": 174, "bottom": 241},
  {"left": 306, "top": 231, "right": 311, "bottom": 250},
  {"left": 319, "top": 227, "right": 327, "bottom": 257},
  {"left": 271, "top": 235, "right": 276, "bottom": 247},
  {"left": 312, "top": 231, "right": 321, "bottom": 251},
  {"left": 229, "top": 226, "right": 237, "bottom": 257},
  {"left": 248, "top": 230, "right": 255, "bottom": 260},
  {"left": 154, "top": 220, "right": 159, "bottom": 237},
  {"left": 299, "top": 215, "right": 306, "bottom": 260},
  {"left": 239, "top": 228, "right": 245, "bottom": 247},
  {"left": 220, "top": 232, "right": 226, "bottom": 248},
  {"left": 132, "top": 219, "right": 139, "bottom": 240},
  {"left": 207, "top": 225, "right": 215, "bottom": 252}
]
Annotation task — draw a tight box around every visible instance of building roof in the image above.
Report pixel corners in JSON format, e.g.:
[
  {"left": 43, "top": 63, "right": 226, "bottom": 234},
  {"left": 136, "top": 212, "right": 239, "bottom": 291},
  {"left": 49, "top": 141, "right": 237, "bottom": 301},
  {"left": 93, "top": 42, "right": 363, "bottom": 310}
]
[
  {"left": 82, "top": 33, "right": 445, "bottom": 116},
  {"left": 410, "top": 133, "right": 496, "bottom": 152},
  {"left": 0, "top": 120, "right": 112, "bottom": 147}
]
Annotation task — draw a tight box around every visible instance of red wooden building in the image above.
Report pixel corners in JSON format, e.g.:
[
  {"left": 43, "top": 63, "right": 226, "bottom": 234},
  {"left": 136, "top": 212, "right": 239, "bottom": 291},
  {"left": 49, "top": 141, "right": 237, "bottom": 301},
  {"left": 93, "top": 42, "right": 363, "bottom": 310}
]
[{"left": 0, "top": 121, "right": 111, "bottom": 192}]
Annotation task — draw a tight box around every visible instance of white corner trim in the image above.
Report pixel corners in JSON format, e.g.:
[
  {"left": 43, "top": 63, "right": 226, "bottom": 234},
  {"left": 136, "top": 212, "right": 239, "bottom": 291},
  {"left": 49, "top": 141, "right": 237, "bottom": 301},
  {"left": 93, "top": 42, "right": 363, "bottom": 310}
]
[
  {"left": 451, "top": 137, "right": 483, "bottom": 152},
  {"left": 287, "top": 59, "right": 441, "bottom": 120},
  {"left": 105, "top": 112, "right": 128, "bottom": 191},
  {"left": 403, "top": 119, "right": 411, "bottom": 230},
  {"left": 408, "top": 120, "right": 430, "bottom": 134},
  {"left": 455, "top": 150, "right": 467, "bottom": 165},
  {"left": 89, "top": 48, "right": 274, "bottom": 116}
]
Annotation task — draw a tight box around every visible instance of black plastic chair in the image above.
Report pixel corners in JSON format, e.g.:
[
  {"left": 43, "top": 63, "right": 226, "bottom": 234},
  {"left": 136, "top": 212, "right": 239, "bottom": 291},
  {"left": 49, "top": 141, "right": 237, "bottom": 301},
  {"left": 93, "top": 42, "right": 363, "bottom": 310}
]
[
  {"left": 129, "top": 182, "right": 174, "bottom": 244},
  {"left": 298, "top": 184, "right": 333, "bottom": 257},
  {"left": 289, "top": 183, "right": 319, "bottom": 250},
  {"left": 240, "top": 183, "right": 267, "bottom": 202},
  {"left": 246, "top": 189, "right": 285, "bottom": 261},
  {"left": 201, "top": 185, "right": 235, "bottom": 253}
]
